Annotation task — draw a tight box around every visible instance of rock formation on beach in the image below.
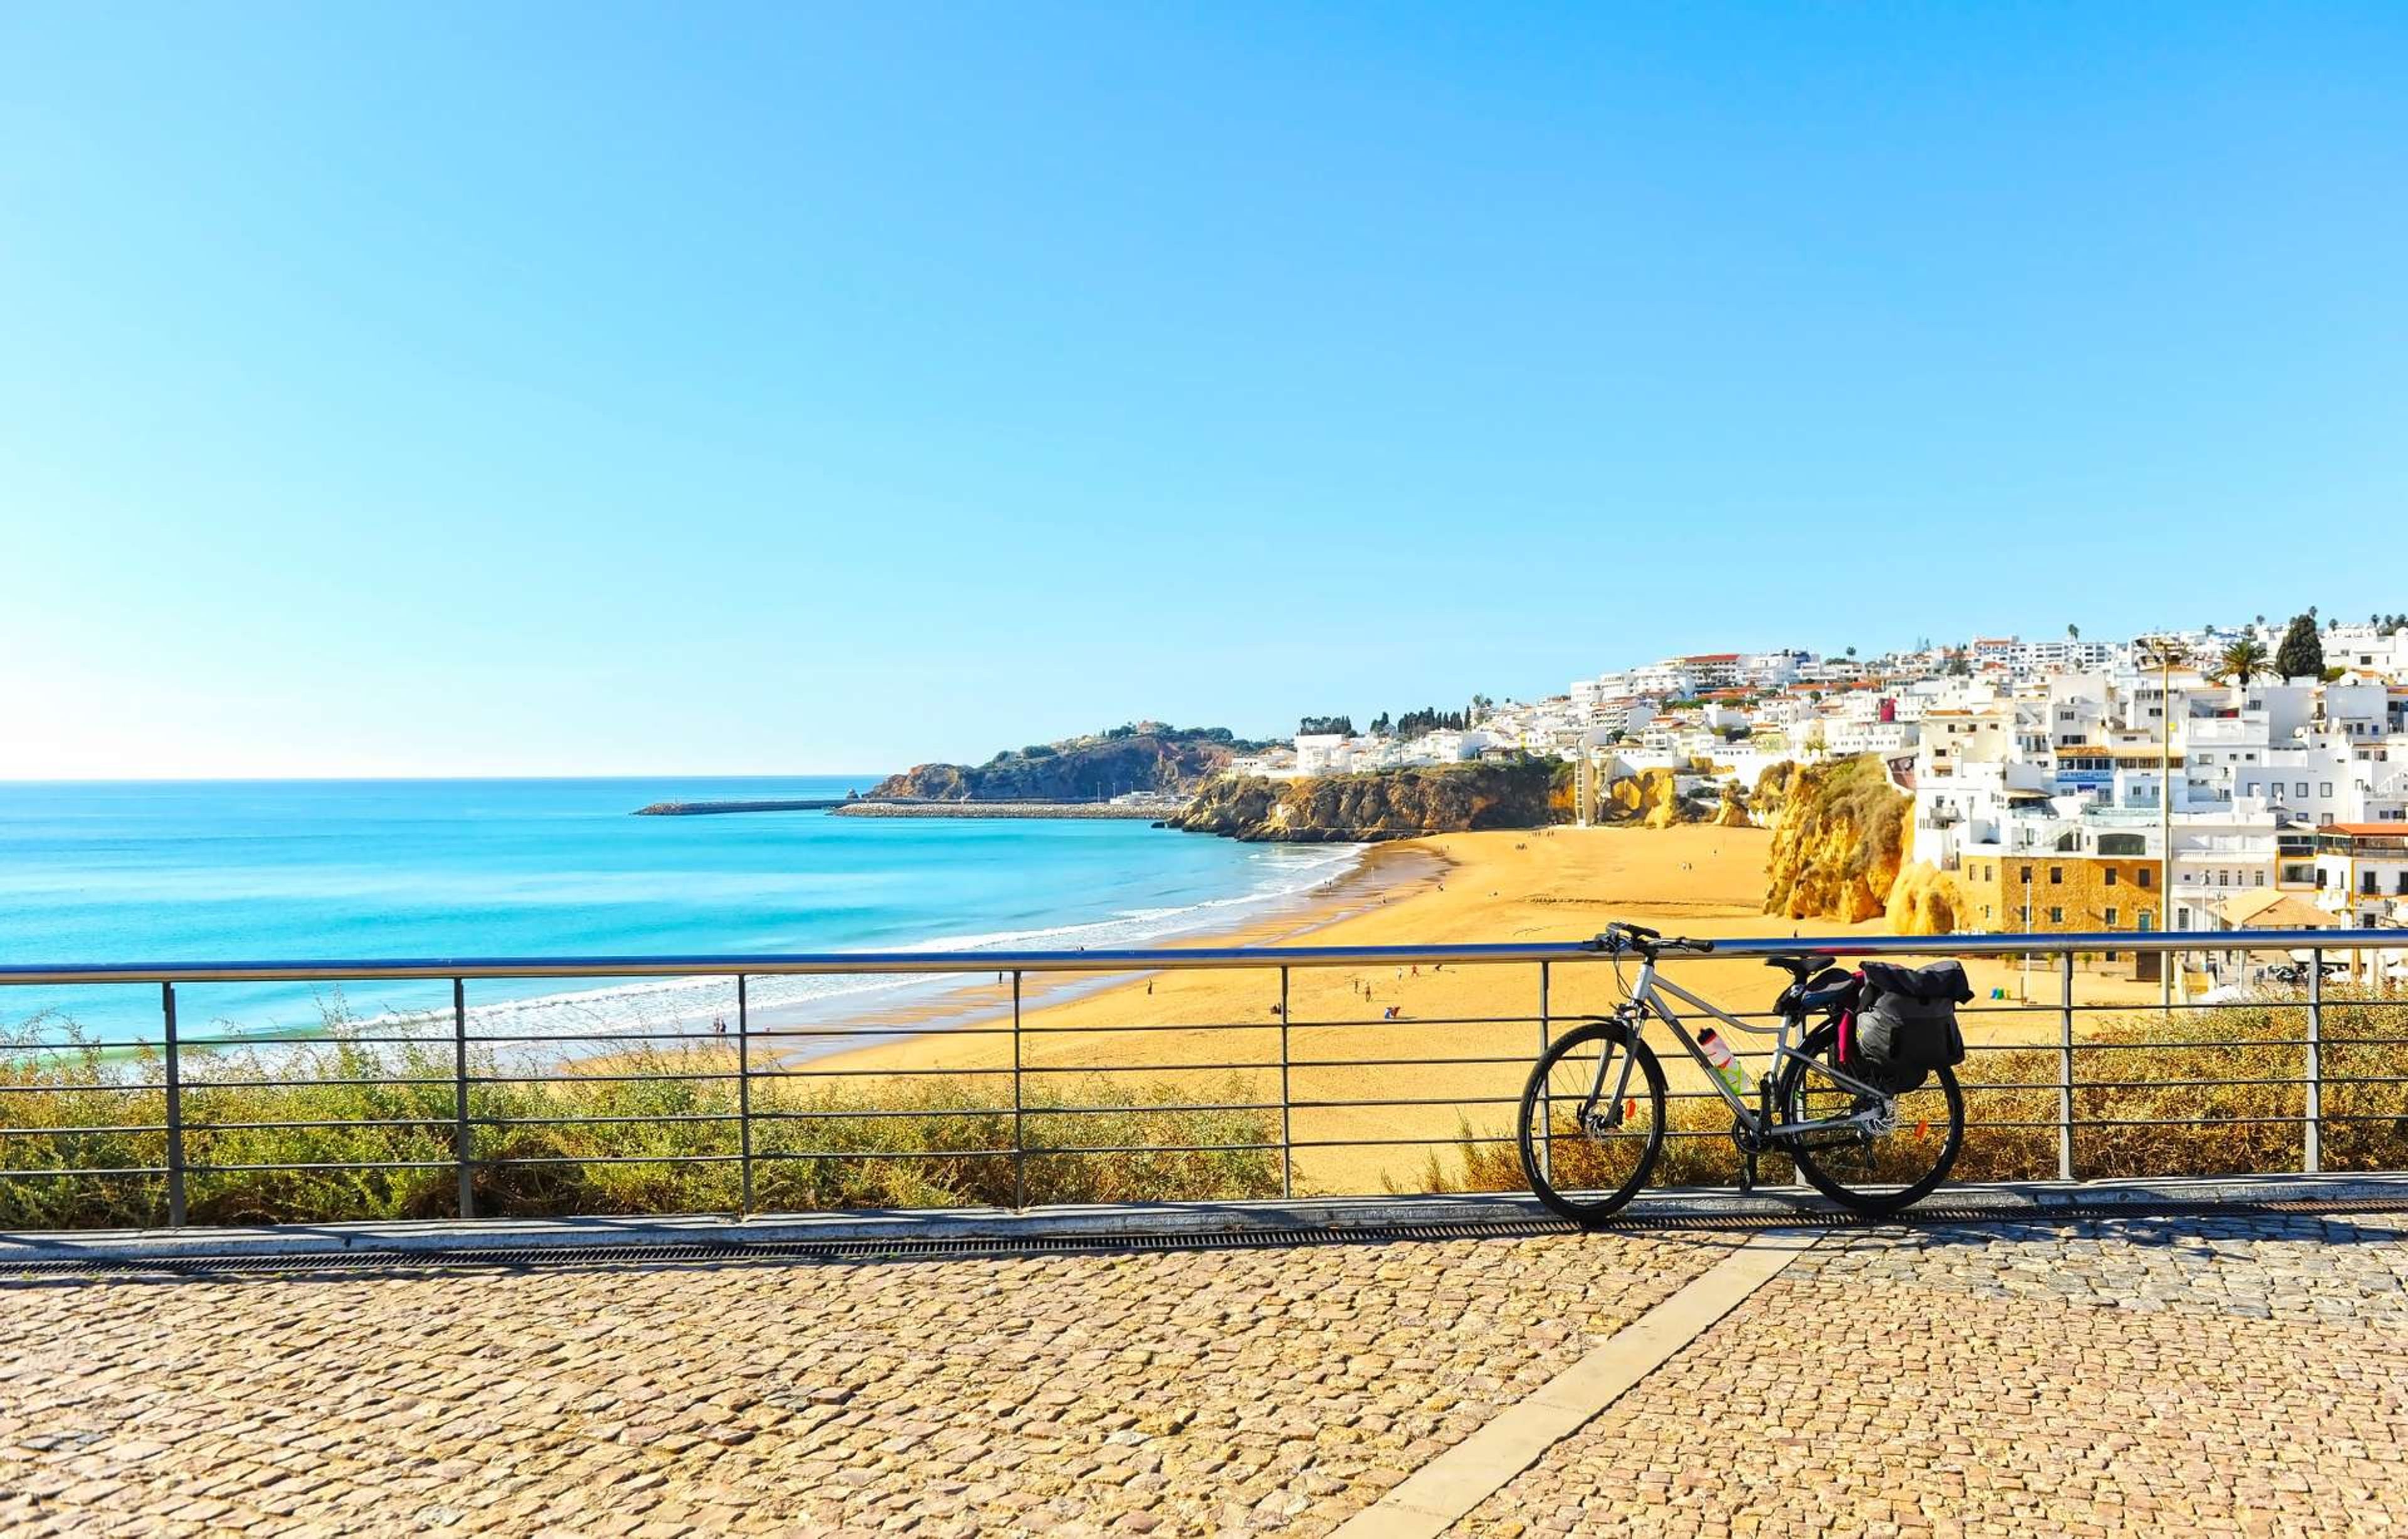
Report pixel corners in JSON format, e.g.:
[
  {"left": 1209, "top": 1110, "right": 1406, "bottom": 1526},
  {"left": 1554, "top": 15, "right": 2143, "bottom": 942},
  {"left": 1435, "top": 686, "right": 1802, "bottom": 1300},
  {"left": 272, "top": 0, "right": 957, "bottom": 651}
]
[
  {"left": 870, "top": 724, "right": 1267, "bottom": 803},
  {"left": 1756, "top": 755, "right": 1924, "bottom": 925},
  {"left": 1592, "top": 765, "right": 1745, "bottom": 828},
  {"left": 1884, "top": 859, "right": 1968, "bottom": 936},
  {"left": 1168, "top": 759, "right": 1560, "bottom": 842}
]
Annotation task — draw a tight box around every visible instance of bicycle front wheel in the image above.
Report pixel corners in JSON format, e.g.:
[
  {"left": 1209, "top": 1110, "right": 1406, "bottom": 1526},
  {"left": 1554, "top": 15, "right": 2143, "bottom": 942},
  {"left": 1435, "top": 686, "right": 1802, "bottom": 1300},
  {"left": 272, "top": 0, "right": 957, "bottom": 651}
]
[
  {"left": 1773, "top": 1018, "right": 1964, "bottom": 1216},
  {"left": 1518, "top": 1019, "right": 1666, "bottom": 1226}
]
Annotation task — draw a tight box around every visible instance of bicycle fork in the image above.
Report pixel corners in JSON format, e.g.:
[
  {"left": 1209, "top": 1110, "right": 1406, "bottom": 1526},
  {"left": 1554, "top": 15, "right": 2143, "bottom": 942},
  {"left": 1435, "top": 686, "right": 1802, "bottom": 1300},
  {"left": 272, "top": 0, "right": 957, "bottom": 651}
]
[{"left": 1582, "top": 1020, "right": 1644, "bottom": 1133}]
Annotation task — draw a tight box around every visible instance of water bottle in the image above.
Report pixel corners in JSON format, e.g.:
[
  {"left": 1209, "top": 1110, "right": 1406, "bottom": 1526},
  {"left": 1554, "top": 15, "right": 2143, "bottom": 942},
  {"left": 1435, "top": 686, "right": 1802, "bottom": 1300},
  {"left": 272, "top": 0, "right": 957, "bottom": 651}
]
[{"left": 1699, "top": 1027, "right": 1749, "bottom": 1096}]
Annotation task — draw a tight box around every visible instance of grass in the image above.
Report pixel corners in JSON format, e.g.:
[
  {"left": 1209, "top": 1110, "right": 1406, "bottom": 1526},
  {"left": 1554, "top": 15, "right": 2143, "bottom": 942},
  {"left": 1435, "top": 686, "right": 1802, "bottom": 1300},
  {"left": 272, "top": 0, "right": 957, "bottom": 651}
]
[
  {"left": 0, "top": 1012, "right": 1282, "bottom": 1229},
  {"left": 1421, "top": 990, "right": 2408, "bottom": 1193}
]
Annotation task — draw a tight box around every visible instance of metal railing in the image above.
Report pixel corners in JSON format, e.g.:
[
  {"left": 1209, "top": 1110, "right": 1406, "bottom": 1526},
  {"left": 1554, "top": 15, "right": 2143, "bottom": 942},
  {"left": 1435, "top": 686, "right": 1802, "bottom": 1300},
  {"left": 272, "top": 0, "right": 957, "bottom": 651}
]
[{"left": 3, "top": 928, "right": 2405, "bottom": 1229}]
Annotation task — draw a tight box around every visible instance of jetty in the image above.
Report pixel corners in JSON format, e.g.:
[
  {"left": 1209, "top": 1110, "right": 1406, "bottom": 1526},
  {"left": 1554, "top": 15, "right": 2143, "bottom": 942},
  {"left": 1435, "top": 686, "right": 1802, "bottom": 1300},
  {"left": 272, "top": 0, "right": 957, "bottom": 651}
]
[
  {"left": 830, "top": 800, "right": 1175, "bottom": 820},
  {"left": 632, "top": 798, "right": 858, "bottom": 816}
]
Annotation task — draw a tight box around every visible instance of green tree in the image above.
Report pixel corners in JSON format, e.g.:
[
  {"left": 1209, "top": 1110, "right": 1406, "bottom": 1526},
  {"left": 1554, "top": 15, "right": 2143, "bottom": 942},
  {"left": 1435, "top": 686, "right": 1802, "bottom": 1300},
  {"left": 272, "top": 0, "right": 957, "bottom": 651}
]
[{"left": 2275, "top": 614, "right": 2326, "bottom": 680}]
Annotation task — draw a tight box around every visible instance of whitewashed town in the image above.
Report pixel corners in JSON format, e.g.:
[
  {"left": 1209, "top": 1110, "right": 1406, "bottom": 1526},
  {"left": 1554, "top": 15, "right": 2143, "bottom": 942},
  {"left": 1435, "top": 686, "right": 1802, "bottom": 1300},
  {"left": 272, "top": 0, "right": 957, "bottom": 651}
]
[{"left": 1233, "top": 612, "right": 2408, "bottom": 943}]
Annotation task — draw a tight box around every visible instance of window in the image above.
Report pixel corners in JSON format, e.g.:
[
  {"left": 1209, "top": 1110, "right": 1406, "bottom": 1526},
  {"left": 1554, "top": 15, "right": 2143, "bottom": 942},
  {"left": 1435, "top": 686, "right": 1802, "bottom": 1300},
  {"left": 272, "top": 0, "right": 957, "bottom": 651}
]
[
  {"left": 2217, "top": 870, "right": 2230, "bottom": 887},
  {"left": 2104, "top": 869, "right": 2118, "bottom": 887},
  {"left": 2138, "top": 869, "right": 2153, "bottom": 888},
  {"left": 2321, "top": 783, "right": 2335, "bottom": 798},
  {"left": 2050, "top": 866, "right": 2064, "bottom": 884},
  {"left": 2104, "top": 906, "right": 2120, "bottom": 926},
  {"left": 2020, "top": 865, "right": 2033, "bottom": 884},
  {"left": 2138, "top": 910, "right": 2154, "bottom": 931},
  {"left": 2048, "top": 906, "right": 2064, "bottom": 924},
  {"left": 2298, "top": 782, "right": 2310, "bottom": 798}
]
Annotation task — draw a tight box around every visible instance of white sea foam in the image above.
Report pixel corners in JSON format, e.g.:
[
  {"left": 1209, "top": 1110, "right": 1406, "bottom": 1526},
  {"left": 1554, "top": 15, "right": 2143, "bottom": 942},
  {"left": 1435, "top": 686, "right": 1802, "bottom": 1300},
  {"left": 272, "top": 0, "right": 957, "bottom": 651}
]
[{"left": 355, "top": 843, "right": 1368, "bottom": 1052}]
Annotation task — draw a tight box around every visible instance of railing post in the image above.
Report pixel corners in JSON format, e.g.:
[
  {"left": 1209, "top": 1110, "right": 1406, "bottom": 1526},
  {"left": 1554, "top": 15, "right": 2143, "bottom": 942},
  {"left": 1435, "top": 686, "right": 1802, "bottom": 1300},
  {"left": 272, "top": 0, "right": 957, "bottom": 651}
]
[
  {"left": 2305, "top": 946, "right": 2323, "bottom": 1175},
  {"left": 453, "top": 978, "right": 475, "bottom": 1220},
  {"left": 1011, "top": 970, "right": 1025, "bottom": 1211},
  {"left": 161, "top": 981, "right": 185, "bottom": 1229},
  {"left": 2057, "top": 949, "right": 2076, "bottom": 1183},
  {"left": 736, "top": 973, "right": 754, "bottom": 1216},
  {"left": 1279, "top": 966, "right": 1293, "bottom": 1200},
  {"left": 1536, "top": 961, "right": 1552, "bottom": 1183}
]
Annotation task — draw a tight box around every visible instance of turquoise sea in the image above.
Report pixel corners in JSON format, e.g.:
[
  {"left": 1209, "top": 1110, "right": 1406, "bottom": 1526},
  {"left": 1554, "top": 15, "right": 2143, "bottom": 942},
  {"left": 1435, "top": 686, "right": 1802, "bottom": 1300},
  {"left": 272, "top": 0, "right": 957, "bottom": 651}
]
[{"left": 0, "top": 779, "right": 1358, "bottom": 1047}]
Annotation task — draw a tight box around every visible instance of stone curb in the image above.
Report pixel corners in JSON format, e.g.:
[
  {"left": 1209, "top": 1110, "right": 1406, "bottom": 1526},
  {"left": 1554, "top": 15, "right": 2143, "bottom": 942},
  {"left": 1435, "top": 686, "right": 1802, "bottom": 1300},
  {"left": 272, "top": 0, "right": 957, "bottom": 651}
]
[{"left": 4, "top": 1172, "right": 2404, "bottom": 1264}]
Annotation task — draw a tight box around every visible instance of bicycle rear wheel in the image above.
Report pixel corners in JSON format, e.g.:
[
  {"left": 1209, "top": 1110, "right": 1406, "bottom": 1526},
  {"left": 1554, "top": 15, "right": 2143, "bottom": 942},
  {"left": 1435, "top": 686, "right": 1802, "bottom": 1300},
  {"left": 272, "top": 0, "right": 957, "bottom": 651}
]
[
  {"left": 1518, "top": 1019, "right": 1666, "bottom": 1225},
  {"left": 1773, "top": 1018, "right": 1963, "bottom": 1216}
]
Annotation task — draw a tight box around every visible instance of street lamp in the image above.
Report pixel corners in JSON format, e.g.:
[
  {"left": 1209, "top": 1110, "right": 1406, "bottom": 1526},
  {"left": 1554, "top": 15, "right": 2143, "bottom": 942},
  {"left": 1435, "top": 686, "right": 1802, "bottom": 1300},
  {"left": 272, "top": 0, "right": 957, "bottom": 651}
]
[
  {"left": 2021, "top": 866, "right": 2034, "bottom": 1003},
  {"left": 2138, "top": 634, "right": 2186, "bottom": 1005}
]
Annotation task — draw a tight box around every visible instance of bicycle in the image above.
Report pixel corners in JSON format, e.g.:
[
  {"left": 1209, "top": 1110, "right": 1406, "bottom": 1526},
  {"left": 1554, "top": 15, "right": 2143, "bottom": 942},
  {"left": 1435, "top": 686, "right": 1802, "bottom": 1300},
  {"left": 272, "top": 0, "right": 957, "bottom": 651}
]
[{"left": 1517, "top": 921, "right": 1967, "bottom": 1222}]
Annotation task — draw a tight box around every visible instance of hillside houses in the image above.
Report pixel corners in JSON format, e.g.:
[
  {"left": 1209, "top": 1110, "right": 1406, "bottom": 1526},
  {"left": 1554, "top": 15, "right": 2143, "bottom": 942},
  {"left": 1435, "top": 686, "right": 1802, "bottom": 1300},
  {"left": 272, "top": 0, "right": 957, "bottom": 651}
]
[{"left": 1225, "top": 618, "right": 2408, "bottom": 947}]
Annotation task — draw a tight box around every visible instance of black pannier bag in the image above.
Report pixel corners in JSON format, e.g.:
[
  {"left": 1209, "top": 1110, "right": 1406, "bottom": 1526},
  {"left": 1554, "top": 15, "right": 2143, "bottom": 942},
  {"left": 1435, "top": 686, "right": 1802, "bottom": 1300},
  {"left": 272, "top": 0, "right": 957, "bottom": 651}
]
[{"left": 1849, "top": 960, "right": 1973, "bottom": 1093}]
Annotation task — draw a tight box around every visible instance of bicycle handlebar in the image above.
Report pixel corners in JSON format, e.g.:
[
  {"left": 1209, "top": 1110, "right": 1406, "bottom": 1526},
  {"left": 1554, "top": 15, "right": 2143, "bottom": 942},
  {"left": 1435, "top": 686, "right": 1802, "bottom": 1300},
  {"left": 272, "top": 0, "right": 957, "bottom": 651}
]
[{"left": 1588, "top": 922, "right": 1714, "bottom": 958}]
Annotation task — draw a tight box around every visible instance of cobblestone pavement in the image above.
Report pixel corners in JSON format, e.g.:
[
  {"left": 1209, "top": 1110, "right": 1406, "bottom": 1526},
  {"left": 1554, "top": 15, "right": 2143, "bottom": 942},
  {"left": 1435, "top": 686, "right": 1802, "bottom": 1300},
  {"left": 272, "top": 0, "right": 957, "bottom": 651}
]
[
  {"left": 0, "top": 1230, "right": 1738, "bottom": 1538},
  {"left": 1450, "top": 1212, "right": 2408, "bottom": 1537},
  {"left": 8, "top": 1214, "right": 2408, "bottom": 1538}
]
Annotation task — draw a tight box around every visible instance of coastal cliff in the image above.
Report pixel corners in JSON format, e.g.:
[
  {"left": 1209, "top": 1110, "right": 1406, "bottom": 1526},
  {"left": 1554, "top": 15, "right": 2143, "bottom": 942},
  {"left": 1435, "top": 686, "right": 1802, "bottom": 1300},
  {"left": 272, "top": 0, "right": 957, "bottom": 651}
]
[
  {"left": 1168, "top": 759, "right": 1559, "bottom": 842},
  {"left": 871, "top": 724, "right": 1264, "bottom": 803},
  {"left": 1756, "top": 756, "right": 1920, "bottom": 925}
]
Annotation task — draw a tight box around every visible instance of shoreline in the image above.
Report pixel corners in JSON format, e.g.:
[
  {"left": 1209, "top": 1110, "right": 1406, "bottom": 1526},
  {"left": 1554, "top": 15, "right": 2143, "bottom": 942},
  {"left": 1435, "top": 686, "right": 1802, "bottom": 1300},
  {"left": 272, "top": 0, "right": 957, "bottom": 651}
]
[{"left": 551, "top": 840, "right": 1439, "bottom": 1074}]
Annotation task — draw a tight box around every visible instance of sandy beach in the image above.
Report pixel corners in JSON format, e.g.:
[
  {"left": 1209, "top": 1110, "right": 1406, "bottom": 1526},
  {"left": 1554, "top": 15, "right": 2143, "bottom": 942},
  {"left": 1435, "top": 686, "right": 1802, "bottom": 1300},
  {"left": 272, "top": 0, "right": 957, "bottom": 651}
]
[{"left": 803, "top": 823, "right": 2165, "bottom": 1195}]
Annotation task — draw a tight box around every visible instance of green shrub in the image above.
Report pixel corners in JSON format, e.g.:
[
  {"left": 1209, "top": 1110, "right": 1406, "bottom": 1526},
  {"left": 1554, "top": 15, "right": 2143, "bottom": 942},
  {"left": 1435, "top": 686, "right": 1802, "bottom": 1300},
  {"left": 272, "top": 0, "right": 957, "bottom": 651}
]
[{"left": 1, "top": 1013, "right": 1279, "bottom": 1229}]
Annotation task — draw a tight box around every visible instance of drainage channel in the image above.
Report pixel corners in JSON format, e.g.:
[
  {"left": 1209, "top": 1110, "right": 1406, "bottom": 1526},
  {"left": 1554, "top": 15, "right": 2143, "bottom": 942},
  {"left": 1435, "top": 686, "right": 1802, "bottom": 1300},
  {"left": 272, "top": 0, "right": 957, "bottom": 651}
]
[{"left": 5, "top": 1193, "right": 2405, "bottom": 1282}]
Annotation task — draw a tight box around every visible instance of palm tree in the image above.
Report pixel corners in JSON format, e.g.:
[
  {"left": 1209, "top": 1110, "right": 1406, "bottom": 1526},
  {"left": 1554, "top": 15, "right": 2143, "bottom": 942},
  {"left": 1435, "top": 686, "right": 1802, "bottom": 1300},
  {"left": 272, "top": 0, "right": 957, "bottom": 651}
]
[
  {"left": 2067, "top": 623, "right": 2080, "bottom": 641},
  {"left": 2215, "top": 637, "right": 2271, "bottom": 686}
]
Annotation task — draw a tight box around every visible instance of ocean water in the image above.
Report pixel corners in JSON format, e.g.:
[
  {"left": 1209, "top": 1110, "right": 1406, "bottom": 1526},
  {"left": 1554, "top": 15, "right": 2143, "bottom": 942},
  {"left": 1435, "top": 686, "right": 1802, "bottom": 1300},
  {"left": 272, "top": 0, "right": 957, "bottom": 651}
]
[{"left": 0, "top": 778, "right": 1359, "bottom": 1047}]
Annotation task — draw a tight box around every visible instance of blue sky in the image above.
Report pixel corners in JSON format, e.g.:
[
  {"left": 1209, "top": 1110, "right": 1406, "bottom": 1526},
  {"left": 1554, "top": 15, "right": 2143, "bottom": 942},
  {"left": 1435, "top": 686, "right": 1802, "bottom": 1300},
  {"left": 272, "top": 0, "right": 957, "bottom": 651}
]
[{"left": 3, "top": 4, "right": 2403, "bottom": 777}]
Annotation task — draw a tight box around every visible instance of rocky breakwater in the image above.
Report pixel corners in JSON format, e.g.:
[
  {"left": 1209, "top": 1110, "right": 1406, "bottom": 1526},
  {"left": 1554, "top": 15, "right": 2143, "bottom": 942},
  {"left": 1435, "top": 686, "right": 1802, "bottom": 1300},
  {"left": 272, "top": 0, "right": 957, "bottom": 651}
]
[
  {"left": 1166, "top": 759, "right": 1559, "bottom": 842},
  {"left": 1755, "top": 756, "right": 1962, "bottom": 932}
]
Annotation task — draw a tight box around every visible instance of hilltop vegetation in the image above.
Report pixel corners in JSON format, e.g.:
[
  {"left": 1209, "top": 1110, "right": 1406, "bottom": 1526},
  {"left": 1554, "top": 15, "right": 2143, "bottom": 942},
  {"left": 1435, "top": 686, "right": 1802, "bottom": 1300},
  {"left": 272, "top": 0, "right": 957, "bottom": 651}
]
[{"left": 870, "top": 723, "right": 1270, "bottom": 801}]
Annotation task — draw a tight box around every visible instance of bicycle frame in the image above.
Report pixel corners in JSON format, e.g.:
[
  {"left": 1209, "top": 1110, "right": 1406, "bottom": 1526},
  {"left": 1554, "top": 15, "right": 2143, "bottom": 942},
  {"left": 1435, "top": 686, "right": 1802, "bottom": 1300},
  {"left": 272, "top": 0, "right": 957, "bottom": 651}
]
[{"left": 1600, "top": 955, "right": 1893, "bottom": 1144}]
